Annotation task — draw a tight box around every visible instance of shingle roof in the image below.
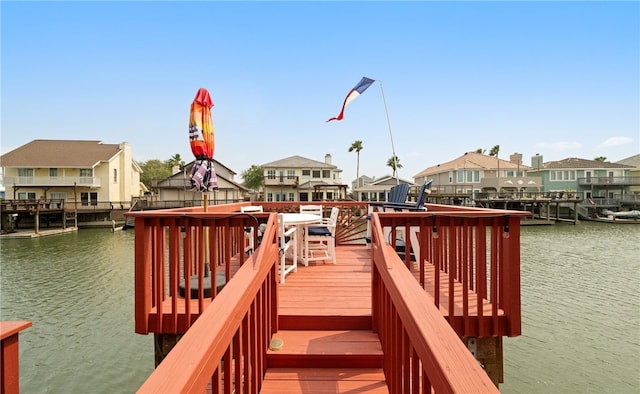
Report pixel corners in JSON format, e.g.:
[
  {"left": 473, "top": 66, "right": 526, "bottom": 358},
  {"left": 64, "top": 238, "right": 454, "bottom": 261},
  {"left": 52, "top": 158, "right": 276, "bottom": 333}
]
[
  {"left": 615, "top": 154, "right": 640, "bottom": 168},
  {"left": 262, "top": 155, "right": 337, "bottom": 169},
  {"left": 543, "top": 157, "right": 632, "bottom": 169},
  {"left": 0, "top": 140, "right": 122, "bottom": 168},
  {"left": 414, "top": 152, "right": 529, "bottom": 177}
]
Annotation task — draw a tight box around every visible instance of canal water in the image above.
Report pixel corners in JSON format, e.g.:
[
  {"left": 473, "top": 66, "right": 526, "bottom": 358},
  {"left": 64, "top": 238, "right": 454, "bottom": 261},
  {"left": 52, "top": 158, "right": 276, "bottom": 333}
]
[{"left": 1, "top": 224, "right": 638, "bottom": 393}]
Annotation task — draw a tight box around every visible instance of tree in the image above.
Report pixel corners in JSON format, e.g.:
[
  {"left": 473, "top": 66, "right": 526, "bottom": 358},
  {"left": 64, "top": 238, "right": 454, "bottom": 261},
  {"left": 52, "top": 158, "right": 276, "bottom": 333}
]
[
  {"left": 386, "top": 155, "right": 402, "bottom": 178},
  {"left": 139, "top": 159, "right": 172, "bottom": 190},
  {"left": 594, "top": 156, "right": 607, "bottom": 162},
  {"left": 475, "top": 148, "right": 486, "bottom": 154},
  {"left": 348, "top": 140, "right": 364, "bottom": 193},
  {"left": 168, "top": 153, "right": 186, "bottom": 171},
  {"left": 488, "top": 145, "right": 500, "bottom": 157},
  {"left": 241, "top": 165, "right": 264, "bottom": 190}
]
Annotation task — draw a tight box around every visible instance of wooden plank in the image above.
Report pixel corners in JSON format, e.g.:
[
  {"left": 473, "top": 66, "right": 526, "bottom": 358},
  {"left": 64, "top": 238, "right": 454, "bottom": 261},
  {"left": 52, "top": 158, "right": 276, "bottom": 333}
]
[{"left": 262, "top": 368, "right": 389, "bottom": 393}]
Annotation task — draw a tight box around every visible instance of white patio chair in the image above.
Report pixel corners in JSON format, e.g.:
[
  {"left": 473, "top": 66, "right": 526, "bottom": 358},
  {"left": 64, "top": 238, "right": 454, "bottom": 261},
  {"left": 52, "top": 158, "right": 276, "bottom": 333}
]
[
  {"left": 277, "top": 213, "right": 297, "bottom": 283},
  {"left": 241, "top": 205, "right": 263, "bottom": 255},
  {"left": 305, "top": 207, "right": 339, "bottom": 265},
  {"left": 299, "top": 204, "right": 323, "bottom": 218}
]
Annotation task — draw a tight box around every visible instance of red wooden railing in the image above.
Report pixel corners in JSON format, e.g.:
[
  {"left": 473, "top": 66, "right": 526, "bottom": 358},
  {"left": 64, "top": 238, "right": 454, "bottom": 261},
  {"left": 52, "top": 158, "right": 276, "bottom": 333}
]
[
  {"left": 370, "top": 214, "right": 499, "bottom": 392},
  {"left": 132, "top": 202, "right": 524, "bottom": 392},
  {"left": 376, "top": 208, "right": 526, "bottom": 337},
  {"left": 136, "top": 213, "right": 280, "bottom": 392},
  {"left": 1, "top": 321, "right": 32, "bottom": 394}
]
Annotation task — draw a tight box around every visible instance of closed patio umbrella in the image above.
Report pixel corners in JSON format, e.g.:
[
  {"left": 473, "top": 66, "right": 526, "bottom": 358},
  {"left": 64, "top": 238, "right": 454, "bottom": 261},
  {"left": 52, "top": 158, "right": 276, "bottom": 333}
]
[{"left": 189, "top": 88, "right": 218, "bottom": 192}]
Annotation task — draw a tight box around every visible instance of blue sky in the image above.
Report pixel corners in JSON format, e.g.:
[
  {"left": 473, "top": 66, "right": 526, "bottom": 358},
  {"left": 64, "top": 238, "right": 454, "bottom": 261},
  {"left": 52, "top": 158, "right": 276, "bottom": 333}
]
[{"left": 2, "top": 1, "right": 638, "bottom": 185}]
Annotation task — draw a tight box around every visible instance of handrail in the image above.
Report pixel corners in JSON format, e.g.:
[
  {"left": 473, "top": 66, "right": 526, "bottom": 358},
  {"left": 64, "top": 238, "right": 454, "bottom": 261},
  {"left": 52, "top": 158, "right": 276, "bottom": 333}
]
[
  {"left": 1, "top": 320, "right": 32, "bottom": 394},
  {"left": 376, "top": 210, "right": 524, "bottom": 337},
  {"left": 131, "top": 211, "right": 262, "bottom": 334},
  {"left": 370, "top": 214, "right": 499, "bottom": 393},
  {"left": 137, "top": 214, "right": 280, "bottom": 392}
]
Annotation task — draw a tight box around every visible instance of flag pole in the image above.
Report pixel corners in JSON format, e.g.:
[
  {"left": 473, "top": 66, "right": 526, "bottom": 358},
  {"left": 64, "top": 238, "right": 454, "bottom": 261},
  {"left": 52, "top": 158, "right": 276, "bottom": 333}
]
[{"left": 378, "top": 81, "right": 399, "bottom": 185}]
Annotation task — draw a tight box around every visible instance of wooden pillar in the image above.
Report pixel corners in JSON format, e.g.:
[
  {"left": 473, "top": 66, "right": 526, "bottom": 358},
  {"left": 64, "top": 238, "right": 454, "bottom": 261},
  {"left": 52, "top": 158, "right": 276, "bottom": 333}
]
[
  {"left": 154, "top": 334, "right": 182, "bottom": 367},
  {"left": 462, "top": 336, "right": 503, "bottom": 388}
]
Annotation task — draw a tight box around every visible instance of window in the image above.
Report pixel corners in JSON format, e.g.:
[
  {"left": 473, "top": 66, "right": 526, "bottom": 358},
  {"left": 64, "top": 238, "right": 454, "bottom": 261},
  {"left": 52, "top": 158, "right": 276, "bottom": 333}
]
[
  {"left": 287, "top": 170, "right": 296, "bottom": 179},
  {"left": 312, "top": 170, "right": 321, "bottom": 178},
  {"left": 79, "top": 169, "right": 93, "bottom": 184},
  {"left": 18, "top": 192, "right": 36, "bottom": 200},
  {"left": 288, "top": 192, "right": 295, "bottom": 201},
  {"left": 50, "top": 168, "right": 58, "bottom": 177},
  {"left": 80, "top": 192, "right": 98, "bottom": 206},
  {"left": 302, "top": 170, "right": 310, "bottom": 176},
  {"left": 326, "top": 192, "right": 333, "bottom": 200},
  {"left": 18, "top": 168, "right": 34, "bottom": 177},
  {"left": 448, "top": 171, "right": 453, "bottom": 183},
  {"left": 267, "top": 170, "right": 276, "bottom": 179},
  {"left": 50, "top": 192, "right": 66, "bottom": 201},
  {"left": 322, "top": 170, "right": 330, "bottom": 178},
  {"left": 113, "top": 169, "right": 118, "bottom": 183},
  {"left": 267, "top": 193, "right": 273, "bottom": 202},
  {"left": 550, "top": 170, "right": 576, "bottom": 181}
]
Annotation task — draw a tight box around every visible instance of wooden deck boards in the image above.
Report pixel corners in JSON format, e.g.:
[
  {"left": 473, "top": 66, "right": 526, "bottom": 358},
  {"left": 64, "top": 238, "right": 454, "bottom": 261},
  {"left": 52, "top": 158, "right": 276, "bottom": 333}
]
[
  {"left": 278, "top": 246, "right": 372, "bottom": 318},
  {"left": 261, "top": 368, "right": 389, "bottom": 393}
]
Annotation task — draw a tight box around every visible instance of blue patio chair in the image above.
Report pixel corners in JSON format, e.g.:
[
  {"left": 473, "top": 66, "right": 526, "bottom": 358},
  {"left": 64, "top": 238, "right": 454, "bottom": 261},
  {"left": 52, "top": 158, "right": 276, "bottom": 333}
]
[{"left": 382, "top": 180, "right": 432, "bottom": 211}]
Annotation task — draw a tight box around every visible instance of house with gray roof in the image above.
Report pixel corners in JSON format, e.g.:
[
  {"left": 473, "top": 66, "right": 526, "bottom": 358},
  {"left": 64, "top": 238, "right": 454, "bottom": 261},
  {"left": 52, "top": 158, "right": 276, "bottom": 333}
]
[
  {"left": 0, "top": 139, "right": 144, "bottom": 207},
  {"left": 261, "top": 154, "right": 346, "bottom": 202},
  {"left": 152, "top": 160, "right": 249, "bottom": 205},
  {"left": 527, "top": 155, "right": 637, "bottom": 201},
  {"left": 413, "top": 152, "right": 540, "bottom": 203},
  {"left": 352, "top": 174, "right": 416, "bottom": 202}
]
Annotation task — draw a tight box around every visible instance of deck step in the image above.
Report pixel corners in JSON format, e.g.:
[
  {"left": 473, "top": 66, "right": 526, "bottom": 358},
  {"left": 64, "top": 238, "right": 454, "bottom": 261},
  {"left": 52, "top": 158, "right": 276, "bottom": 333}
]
[
  {"left": 261, "top": 368, "right": 389, "bottom": 393},
  {"left": 267, "top": 330, "right": 383, "bottom": 369},
  {"left": 278, "top": 315, "right": 371, "bottom": 330}
]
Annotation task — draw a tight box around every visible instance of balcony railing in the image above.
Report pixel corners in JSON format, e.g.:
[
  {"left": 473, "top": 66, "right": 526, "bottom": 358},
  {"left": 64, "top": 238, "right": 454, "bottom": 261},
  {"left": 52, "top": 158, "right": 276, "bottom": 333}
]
[
  {"left": 263, "top": 176, "right": 299, "bottom": 186},
  {"left": 2, "top": 176, "right": 101, "bottom": 187},
  {"left": 577, "top": 176, "right": 640, "bottom": 186}
]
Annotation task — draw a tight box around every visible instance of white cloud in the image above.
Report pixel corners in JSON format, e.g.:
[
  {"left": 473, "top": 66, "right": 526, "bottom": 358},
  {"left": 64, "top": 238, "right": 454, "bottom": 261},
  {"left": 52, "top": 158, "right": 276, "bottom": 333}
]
[{"left": 599, "top": 136, "right": 633, "bottom": 147}]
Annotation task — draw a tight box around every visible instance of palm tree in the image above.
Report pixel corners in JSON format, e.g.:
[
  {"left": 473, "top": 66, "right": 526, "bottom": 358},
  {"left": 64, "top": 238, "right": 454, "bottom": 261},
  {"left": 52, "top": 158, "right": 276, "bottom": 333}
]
[
  {"left": 594, "top": 156, "right": 607, "bottom": 162},
  {"left": 348, "top": 141, "right": 364, "bottom": 195},
  {"left": 386, "top": 155, "right": 402, "bottom": 179},
  {"left": 489, "top": 145, "right": 500, "bottom": 193},
  {"left": 475, "top": 148, "right": 486, "bottom": 154},
  {"left": 168, "top": 153, "right": 185, "bottom": 171}
]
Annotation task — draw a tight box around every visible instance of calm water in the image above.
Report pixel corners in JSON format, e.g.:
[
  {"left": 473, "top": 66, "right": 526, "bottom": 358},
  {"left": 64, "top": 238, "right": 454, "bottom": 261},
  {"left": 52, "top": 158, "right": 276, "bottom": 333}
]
[{"left": 1, "top": 224, "right": 639, "bottom": 393}]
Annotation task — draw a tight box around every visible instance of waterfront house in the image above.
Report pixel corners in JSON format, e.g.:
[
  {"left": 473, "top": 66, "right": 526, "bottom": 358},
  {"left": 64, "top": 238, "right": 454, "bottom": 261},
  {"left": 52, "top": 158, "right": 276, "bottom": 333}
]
[
  {"left": 615, "top": 154, "right": 640, "bottom": 201},
  {"left": 352, "top": 174, "right": 416, "bottom": 202},
  {"left": 0, "top": 140, "right": 143, "bottom": 206},
  {"left": 261, "top": 154, "right": 347, "bottom": 202},
  {"left": 152, "top": 160, "right": 250, "bottom": 206},
  {"left": 527, "top": 155, "right": 637, "bottom": 202},
  {"left": 413, "top": 151, "right": 540, "bottom": 204}
]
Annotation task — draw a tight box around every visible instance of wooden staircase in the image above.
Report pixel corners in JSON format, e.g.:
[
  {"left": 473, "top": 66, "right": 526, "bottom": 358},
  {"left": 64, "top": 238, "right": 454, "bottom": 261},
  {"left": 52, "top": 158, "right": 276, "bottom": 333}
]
[
  {"left": 262, "top": 328, "right": 387, "bottom": 393},
  {"left": 261, "top": 247, "right": 389, "bottom": 393}
]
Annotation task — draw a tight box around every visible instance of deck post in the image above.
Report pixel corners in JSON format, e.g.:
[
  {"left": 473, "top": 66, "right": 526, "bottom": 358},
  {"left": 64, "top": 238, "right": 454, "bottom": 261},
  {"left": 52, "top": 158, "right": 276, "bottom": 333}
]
[{"left": 462, "top": 336, "right": 503, "bottom": 387}]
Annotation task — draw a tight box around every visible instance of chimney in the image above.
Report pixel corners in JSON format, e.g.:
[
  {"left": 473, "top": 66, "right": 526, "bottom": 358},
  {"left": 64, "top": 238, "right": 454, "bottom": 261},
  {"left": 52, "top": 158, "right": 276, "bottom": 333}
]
[
  {"left": 531, "top": 154, "right": 543, "bottom": 170},
  {"left": 510, "top": 153, "right": 523, "bottom": 165},
  {"left": 325, "top": 154, "right": 332, "bottom": 165}
]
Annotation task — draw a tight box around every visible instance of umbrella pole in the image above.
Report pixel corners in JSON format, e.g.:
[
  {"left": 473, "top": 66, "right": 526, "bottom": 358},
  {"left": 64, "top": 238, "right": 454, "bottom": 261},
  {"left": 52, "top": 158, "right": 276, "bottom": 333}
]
[{"left": 203, "top": 193, "right": 210, "bottom": 277}]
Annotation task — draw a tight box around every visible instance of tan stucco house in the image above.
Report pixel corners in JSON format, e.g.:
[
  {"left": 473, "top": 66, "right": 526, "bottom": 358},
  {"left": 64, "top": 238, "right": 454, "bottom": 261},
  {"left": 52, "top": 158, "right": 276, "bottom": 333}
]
[{"left": 0, "top": 139, "right": 143, "bottom": 208}]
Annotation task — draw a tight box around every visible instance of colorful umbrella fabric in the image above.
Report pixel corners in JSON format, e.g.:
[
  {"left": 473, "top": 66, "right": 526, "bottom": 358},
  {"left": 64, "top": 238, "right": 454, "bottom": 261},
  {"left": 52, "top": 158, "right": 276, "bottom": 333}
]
[{"left": 189, "top": 88, "right": 218, "bottom": 191}]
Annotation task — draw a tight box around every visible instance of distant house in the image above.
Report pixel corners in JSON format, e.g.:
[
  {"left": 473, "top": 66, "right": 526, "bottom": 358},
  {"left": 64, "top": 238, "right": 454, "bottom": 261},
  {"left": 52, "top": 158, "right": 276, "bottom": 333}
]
[
  {"left": 527, "top": 155, "right": 637, "bottom": 200},
  {"left": 353, "top": 174, "right": 416, "bottom": 202},
  {"left": 616, "top": 154, "right": 640, "bottom": 199},
  {"left": 413, "top": 152, "right": 540, "bottom": 200},
  {"left": 262, "top": 154, "right": 347, "bottom": 202},
  {"left": 152, "top": 160, "right": 249, "bottom": 205},
  {"left": 0, "top": 140, "right": 143, "bottom": 207}
]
